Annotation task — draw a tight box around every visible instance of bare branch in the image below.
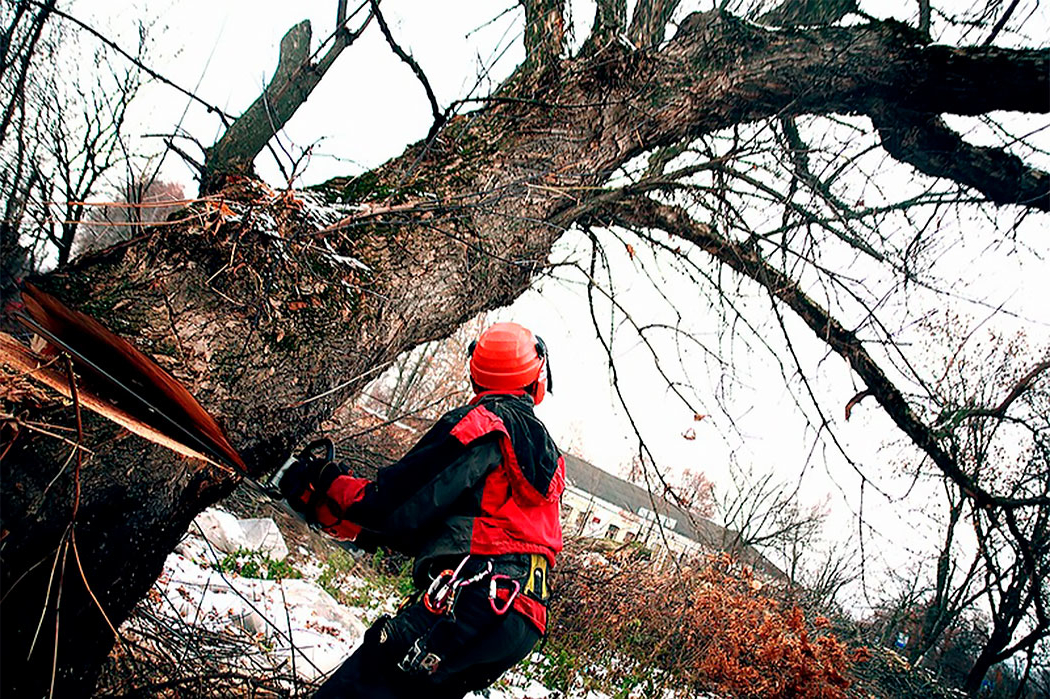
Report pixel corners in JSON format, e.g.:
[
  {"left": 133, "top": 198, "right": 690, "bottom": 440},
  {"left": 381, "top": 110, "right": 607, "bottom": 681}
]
[
  {"left": 917, "top": 0, "right": 931, "bottom": 35},
  {"left": 983, "top": 0, "right": 1023, "bottom": 46},
  {"left": 316, "top": 0, "right": 372, "bottom": 75},
  {"left": 368, "top": 0, "right": 443, "bottom": 138},
  {"left": 577, "top": 13, "right": 1048, "bottom": 214},
  {"left": 991, "top": 360, "right": 1050, "bottom": 417},
  {"left": 204, "top": 6, "right": 368, "bottom": 186},
  {"left": 29, "top": 1, "right": 233, "bottom": 124},
  {"left": 205, "top": 21, "right": 310, "bottom": 181},
  {"left": 0, "top": 0, "right": 54, "bottom": 144},
  {"left": 908, "top": 44, "right": 1049, "bottom": 115},
  {"left": 844, "top": 389, "right": 872, "bottom": 421},
  {"left": 582, "top": 0, "right": 627, "bottom": 54},
  {"left": 604, "top": 195, "right": 1050, "bottom": 510},
  {"left": 943, "top": 359, "right": 1050, "bottom": 425}
]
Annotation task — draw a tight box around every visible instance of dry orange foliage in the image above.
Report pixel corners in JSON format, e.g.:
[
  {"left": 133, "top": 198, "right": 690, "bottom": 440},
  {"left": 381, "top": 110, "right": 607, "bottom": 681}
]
[{"left": 544, "top": 548, "right": 870, "bottom": 698}]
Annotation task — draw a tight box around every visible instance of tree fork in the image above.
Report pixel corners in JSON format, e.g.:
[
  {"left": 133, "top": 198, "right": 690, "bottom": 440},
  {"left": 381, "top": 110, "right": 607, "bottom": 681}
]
[
  {"left": 3, "top": 6, "right": 1048, "bottom": 694},
  {"left": 202, "top": 3, "right": 370, "bottom": 189}
]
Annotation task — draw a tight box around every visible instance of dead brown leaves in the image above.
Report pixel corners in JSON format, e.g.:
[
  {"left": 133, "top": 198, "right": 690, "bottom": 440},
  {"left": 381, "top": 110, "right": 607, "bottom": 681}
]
[{"left": 546, "top": 549, "right": 869, "bottom": 698}]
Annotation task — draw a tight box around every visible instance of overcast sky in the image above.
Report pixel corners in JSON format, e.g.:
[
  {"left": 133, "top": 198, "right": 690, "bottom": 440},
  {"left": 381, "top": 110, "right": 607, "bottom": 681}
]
[{"left": 66, "top": 0, "right": 1050, "bottom": 604}]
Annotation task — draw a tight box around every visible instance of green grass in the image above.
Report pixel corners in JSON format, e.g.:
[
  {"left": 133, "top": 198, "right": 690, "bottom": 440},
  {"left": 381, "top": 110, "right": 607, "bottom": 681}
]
[
  {"left": 316, "top": 548, "right": 414, "bottom": 608},
  {"left": 215, "top": 549, "right": 303, "bottom": 581}
]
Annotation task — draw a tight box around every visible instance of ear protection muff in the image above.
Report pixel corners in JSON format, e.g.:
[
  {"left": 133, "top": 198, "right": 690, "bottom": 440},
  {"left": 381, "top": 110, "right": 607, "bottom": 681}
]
[{"left": 535, "top": 335, "right": 553, "bottom": 395}]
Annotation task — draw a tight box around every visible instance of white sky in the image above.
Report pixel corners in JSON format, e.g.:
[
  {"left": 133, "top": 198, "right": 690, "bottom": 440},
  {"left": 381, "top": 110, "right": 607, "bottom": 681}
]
[{"left": 65, "top": 0, "right": 1050, "bottom": 605}]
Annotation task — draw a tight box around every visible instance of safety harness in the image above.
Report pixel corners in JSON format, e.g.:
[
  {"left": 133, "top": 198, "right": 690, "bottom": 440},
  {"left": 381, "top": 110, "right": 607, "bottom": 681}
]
[{"left": 398, "top": 553, "right": 550, "bottom": 676}]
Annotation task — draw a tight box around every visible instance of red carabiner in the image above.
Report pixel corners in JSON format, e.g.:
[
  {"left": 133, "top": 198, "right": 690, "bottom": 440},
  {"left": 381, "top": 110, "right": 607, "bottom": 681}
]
[
  {"left": 488, "top": 575, "right": 520, "bottom": 615},
  {"left": 423, "top": 556, "right": 474, "bottom": 615},
  {"left": 424, "top": 569, "right": 456, "bottom": 614}
]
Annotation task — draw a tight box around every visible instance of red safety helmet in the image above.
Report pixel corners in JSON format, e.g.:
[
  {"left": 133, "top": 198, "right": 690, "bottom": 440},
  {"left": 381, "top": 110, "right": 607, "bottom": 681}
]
[{"left": 468, "top": 322, "right": 552, "bottom": 405}]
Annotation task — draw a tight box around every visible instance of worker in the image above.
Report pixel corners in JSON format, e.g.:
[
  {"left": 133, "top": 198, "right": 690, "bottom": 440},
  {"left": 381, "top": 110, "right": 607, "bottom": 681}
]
[{"left": 279, "top": 321, "right": 565, "bottom": 698}]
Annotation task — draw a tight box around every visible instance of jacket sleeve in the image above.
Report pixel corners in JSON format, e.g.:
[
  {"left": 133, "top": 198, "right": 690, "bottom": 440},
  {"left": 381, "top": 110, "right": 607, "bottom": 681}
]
[{"left": 311, "top": 409, "right": 502, "bottom": 549}]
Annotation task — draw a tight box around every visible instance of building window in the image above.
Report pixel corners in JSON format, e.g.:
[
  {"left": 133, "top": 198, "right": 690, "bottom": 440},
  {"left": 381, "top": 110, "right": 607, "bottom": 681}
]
[
  {"left": 624, "top": 531, "right": 636, "bottom": 543},
  {"left": 606, "top": 524, "right": 620, "bottom": 540}
]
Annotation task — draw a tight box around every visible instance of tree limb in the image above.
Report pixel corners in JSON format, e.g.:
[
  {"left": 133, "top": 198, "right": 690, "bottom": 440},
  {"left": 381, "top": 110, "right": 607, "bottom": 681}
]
[
  {"left": 600, "top": 13, "right": 1049, "bottom": 211},
  {"left": 872, "top": 107, "right": 1049, "bottom": 211},
  {"left": 945, "top": 359, "right": 1050, "bottom": 424},
  {"left": 204, "top": 6, "right": 368, "bottom": 187},
  {"left": 368, "top": 0, "right": 443, "bottom": 138},
  {"left": 917, "top": 0, "right": 931, "bottom": 36},
  {"left": 582, "top": 0, "right": 627, "bottom": 54},
  {"left": 983, "top": 0, "right": 1023, "bottom": 46},
  {"left": 316, "top": 0, "right": 372, "bottom": 75},
  {"left": 603, "top": 195, "right": 1049, "bottom": 510},
  {"left": 992, "top": 360, "right": 1050, "bottom": 417},
  {"left": 627, "top": 0, "right": 680, "bottom": 48},
  {"left": 757, "top": 0, "right": 858, "bottom": 27},
  {"left": 520, "top": 0, "right": 565, "bottom": 65},
  {"left": 909, "top": 44, "right": 1049, "bottom": 115},
  {"left": 204, "top": 21, "right": 312, "bottom": 182}
]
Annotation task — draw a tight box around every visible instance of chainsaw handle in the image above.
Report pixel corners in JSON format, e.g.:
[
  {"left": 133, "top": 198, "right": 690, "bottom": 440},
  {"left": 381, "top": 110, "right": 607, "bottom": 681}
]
[
  {"left": 264, "top": 437, "right": 335, "bottom": 498},
  {"left": 300, "top": 437, "right": 335, "bottom": 464}
]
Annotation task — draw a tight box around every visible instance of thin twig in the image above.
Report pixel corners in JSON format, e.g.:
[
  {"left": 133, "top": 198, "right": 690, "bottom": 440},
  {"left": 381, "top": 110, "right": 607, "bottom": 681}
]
[
  {"left": 286, "top": 360, "right": 394, "bottom": 408},
  {"left": 368, "top": 0, "right": 444, "bottom": 136},
  {"left": 70, "top": 529, "right": 123, "bottom": 643},
  {"left": 26, "top": 0, "right": 233, "bottom": 124},
  {"left": 279, "top": 581, "right": 299, "bottom": 694},
  {"left": 47, "top": 540, "right": 69, "bottom": 699}
]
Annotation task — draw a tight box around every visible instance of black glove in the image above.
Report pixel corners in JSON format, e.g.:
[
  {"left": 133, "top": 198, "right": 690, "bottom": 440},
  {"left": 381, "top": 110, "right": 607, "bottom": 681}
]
[
  {"left": 279, "top": 457, "right": 352, "bottom": 512},
  {"left": 278, "top": 457, "right": 322, "bottom": 513},
  {"left": 279, "top": 456, "right": 351, "bottom": 516}
]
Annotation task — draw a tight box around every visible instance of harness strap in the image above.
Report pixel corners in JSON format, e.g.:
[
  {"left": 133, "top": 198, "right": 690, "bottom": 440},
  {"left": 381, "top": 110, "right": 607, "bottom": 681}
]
[{"left": 512, "top": 594, "right": 547, "bottom": 634}]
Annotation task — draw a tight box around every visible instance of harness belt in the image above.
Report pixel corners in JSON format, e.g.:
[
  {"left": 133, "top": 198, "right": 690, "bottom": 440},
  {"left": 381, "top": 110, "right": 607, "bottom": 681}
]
[{"left": 422, "top": 553, "right": 551, "bottom": 633}]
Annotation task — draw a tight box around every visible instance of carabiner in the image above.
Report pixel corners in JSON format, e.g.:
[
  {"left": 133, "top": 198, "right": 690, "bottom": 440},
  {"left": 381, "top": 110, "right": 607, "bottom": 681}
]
[
  {"left": 488, "top": 574, "right": 521, "bottom": 615},
  {"left": 424, "top": 569, "right": 456, "bottom": 614},
  {"left": 423, "top": 555, "right": 473, "bottom": 615}
]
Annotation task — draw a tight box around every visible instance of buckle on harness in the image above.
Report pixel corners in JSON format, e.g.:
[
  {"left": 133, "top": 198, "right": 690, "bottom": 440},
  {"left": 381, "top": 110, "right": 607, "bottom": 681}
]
[{"left": 399, "top": 637, "right": 442, "bottom": 676}]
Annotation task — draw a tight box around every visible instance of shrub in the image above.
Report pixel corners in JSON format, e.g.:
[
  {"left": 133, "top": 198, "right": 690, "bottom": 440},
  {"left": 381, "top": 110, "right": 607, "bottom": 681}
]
[
  {"left": 317, "top": 547, "right": 413, "bottom": 608},
  {"left": 543, "top": 547, "right": 870, "bottom": 698}
]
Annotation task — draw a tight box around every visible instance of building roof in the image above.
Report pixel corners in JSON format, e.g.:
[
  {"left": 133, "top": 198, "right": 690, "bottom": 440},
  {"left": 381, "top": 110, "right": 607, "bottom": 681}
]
[{"left": 562, "top": 453, "right": 786, "bottom": 579}]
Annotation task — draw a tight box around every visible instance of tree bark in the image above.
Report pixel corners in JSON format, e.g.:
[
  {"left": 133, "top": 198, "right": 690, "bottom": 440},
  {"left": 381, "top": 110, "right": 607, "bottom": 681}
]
[{"left": 1, "top": 8, "right": 1047, "bottom": 696}]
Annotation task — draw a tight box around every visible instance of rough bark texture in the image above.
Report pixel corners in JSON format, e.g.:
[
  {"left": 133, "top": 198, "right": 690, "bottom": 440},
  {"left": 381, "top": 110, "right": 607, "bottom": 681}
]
[{"left": 1, "top": 7, "right": 1047, "bottom": 696}]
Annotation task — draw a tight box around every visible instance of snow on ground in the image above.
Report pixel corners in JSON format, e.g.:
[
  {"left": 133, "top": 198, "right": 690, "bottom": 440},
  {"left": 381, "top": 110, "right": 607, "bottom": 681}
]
[
  {"left": 145, "top": 507, "right": 621, "bottom": 697},
  {"left": 157, "top": 515, "right": 370, "bottom": 682}
]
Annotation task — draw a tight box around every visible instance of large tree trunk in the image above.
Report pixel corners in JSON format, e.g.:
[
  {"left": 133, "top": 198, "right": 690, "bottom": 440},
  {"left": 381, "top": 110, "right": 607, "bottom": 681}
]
[
  {"left": 2, "top": 7, "right": 1046, "bottom": 695},
  {"left": 963, "top": 627, "right": 1012, "bottom": 697}
]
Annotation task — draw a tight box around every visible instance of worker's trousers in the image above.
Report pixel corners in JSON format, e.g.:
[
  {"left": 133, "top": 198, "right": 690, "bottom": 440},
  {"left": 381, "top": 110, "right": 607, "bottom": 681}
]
[{"left": 312, "top": 584, "right": 541, "bottom": 699}]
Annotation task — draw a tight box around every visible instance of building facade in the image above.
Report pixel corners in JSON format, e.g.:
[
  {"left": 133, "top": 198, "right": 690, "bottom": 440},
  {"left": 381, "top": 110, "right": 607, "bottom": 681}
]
[{"left": 561, "top": 454, "right": 784, "bottom": 578}]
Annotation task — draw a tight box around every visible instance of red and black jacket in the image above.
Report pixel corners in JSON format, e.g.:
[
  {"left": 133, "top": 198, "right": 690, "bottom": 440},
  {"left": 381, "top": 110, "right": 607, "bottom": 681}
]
[{"left": 308, "top": 391, "right": 565, "bottom": 629}]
